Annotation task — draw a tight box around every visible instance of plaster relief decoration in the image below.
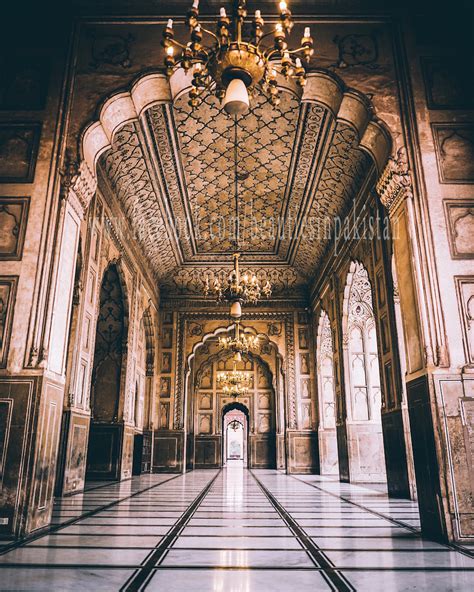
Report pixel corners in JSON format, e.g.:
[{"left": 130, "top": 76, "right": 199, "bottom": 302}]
[
  {"left": 444, "top": 200, "right": 474, "bottom": 259},
  {"left": 0, "top": 197, "right": 29, "bottom": 260},
  {"left": 317, "top": 311, "right": 336, "bottom": 429},
  {"left": 162, "top": 327, "right": 173, "bottom": 349},
  {"left": 302, "top": 402, "right": 312, "bottom": 429},
  {"left": 455, "top": 277, "right": 474, "bottom": 367},
  {"left": 160, "top": 376, "right": 171, "bottom": 397},
  {"left": 0, "top": 277, "right": 18, "bottom": 368},
  {"left": 199, "top": 393, "right": 212, "bottom": 409},
  {"left": 161, "top": 352, "right": 172, "bottom": 373},
  {"left": 159, "top": 402, "right": 169, "bottom": 430},
  {"left": 432, "top": 124, "right": 474, "bottom": 184},
  {"left": 267, "top": 322, "right": 282, "bottom": 337},
  {"left": 87, "top": 29, "right": 134, "bottom": 70},
  {"left": 298, "top": 328, "right": 309, "bottom": 349},
  {"left": 199, "top": 414, "right": 212, "bottom": 434},
  {"left": 300, "top": 353, "right": 310, "bottom": 375},
  {"left": 0, "top": 56, "right": 49, "bottom": 110},
  {"left": 100, "top": 122, "right": 178, "bottom": 280},
  {"left": 92, "top": 70, "right": 389, "bottom": 299},
  {"left": 162, "top": 312, "right": 173, "bottom": 324},
  {"left": 421, "top": 58, "right": 472, "bottom": 110},
  {"left": 301, "top": 378, "right": 311, "bottom": 399},
  {"left": 333, "top": 33, "right": 380, "bottom": 70},
  {"left": 0, "top": 123, "right": 41, "bottom": 183}
]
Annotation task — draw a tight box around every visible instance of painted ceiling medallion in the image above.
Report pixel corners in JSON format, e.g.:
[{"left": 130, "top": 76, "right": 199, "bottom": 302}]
[
  {"left": 162, "top": 0, "right": 313, "bottom": 113},
  {"left": 218, "top": 321, "right": 260, "bottom": 361}
]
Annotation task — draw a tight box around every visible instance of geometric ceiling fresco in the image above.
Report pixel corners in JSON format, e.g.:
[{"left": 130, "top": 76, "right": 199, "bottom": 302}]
[
  {"left": 99, "top": 86, "right": 377, "bottom": 298},
  {"left": 171, "top": 90, "right": 299, "bottom": 255}
]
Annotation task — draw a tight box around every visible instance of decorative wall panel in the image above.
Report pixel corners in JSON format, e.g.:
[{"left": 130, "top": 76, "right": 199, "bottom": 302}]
[
  {"left": 0, "top": 197, "right": 29, "bottom": 260},
  {"left": 455, "top": 277, "right": 474, "bottom": 367},
  {"left": 0, "top": 276, "right": 18, "bottom": 368},
  {"left": 421, "top": 58, "right": 472, "bottom": 110},
  {"left": 0, "top": 123, "right": 41, "bottom": 183},
  {"left": 444, "top": 200, "right": 474, "bottom": 259},
  {"left": 432, "top": 124, "right": 474, "bottom": 184}
]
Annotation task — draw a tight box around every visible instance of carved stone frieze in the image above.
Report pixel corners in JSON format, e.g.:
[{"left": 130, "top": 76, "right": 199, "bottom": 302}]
[{"left": 376, "top": 147, "right": 413, "bottom": 212}]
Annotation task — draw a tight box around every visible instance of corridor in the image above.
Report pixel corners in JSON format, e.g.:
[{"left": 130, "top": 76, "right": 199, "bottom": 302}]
[{"left": 0, "top": 467, "right": 472, "bottom": 591}]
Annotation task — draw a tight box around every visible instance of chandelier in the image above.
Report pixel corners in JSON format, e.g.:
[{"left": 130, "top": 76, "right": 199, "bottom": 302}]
[
  {"left": 203, "top": 117, "right": 272, "bottom": 318},
  {"left": 162, "top": 0, "right": 314, "bottom": 114},
  {"left": 222, "top": 383, "right": 250, "bottom": 398},
  {"left": 229, "top": 419, "right": 242, "bottom": 431},
  {"left": 217, "top": 360, "right": 252, "bottom": 398},
  {"left": 205, "top": 253, "right": 271, "bottom": 318},
  {"left": 219, "top": 321, "right": 260, "bottom": 361}
]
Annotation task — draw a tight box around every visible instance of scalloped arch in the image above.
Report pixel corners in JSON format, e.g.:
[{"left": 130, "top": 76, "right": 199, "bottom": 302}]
[{"left": 79, "top": 68, "right": 392, "bottom": 210}]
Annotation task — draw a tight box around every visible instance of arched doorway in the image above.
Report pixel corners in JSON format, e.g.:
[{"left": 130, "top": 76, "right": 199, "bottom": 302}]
[
  {"left": 86, "top": 264, "right": 128, "bottom": 481},
  {"left": 342, "top": 261, "right": 387, "bottom": 484},
  {"left": 222, "top": 402, "right": 249, "bottom": 467},
  {"left": 316, "top": 310, "right": 339, "bottom": 476},
  {"left": 191, "top": 345, "right": 277, "bottom": 470}
]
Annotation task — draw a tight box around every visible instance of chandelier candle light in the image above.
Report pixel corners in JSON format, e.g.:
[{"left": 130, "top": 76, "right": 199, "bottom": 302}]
[
  {"left": 219, "top": 321, "right": 260, "bottom": 361},
  {"left": 162, "top": 0, "right": 314, "bottom": 113},
  {"left": 205, "top": 254, "right": 272, "bottom": 318}
]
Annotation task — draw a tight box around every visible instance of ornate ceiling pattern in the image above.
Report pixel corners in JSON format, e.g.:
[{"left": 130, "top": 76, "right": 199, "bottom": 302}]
[
  {"left": 98, "top": 74, "right": 384, "bottom": 298},
  {"left": 293, "top": 123, "right": 374, "bottom": 275},
  {"left": 101, "top": 121, "right": 179, "bottom": 279},
  {"left": 171, "top": 89, "right": 300, "bottom": 255}
]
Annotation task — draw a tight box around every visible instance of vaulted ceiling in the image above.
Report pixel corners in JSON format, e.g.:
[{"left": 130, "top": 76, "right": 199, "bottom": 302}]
[{"left": 98, "top": 76, "right": 384, "bottom": 299}]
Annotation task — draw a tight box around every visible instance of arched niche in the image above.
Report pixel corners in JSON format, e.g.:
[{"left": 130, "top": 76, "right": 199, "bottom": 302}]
[
  {"left": 342, "top": 261, "right": 387, "bottom": 484},
  {"left": 86, "top": 262, "right": 129, "bottom": 481},
  {"left": 316, "top": 309, "right": 339, "bottom": 476}
]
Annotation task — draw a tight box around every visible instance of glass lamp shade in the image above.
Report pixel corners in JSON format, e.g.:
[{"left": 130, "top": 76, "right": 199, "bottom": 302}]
[
  {"left": 230, "top": 300, "right": 242, "bottom": 318},
  {"left": 223, "top": 78, "right": 250, "bottom": 115}
]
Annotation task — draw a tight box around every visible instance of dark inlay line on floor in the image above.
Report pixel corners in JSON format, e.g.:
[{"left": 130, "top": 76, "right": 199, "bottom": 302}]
[
  {"left": 120, "top": 471, "right": 221, "bottom": 592},
  {"left": 0, "top": 474, "right": 183, "bottom": 557},
  {"left": 250, "top": 471, "right": 356, "bottom": 592},
  {"left": 2, "top": 563, "right": 471, "bottom": 572},
  {"left": 289, "top": 475, "right": 474, "bottom": 559}
]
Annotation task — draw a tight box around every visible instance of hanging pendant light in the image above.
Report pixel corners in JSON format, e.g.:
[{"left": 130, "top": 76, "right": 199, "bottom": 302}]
[{"left": 162, "top": 1, "right": 314, "bottom": 111}]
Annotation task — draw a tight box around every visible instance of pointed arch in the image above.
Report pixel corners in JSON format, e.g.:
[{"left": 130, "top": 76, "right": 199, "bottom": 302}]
[
  {"left": 316, "top": 309, "right": 339, "bottom": 475},
  {"left": 342, "top": 261, "right": 387, "bottom": 483}
]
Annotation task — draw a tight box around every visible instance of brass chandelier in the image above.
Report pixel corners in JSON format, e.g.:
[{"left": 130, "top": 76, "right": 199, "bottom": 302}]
[
  {"left": 205, "top": 253, "right": 272, "bottom": 318},
  {"left": 203, "top": 117, "right": 272, "bottom": 318},
  {"left": 162, "top": 0, "right": 314, "bottom": 114},
  {"left": 219, "top": 321, "right": 260, "bottom": 361},
  {"left": 217, "top": 360, "right": 252, "bottom": 398}
]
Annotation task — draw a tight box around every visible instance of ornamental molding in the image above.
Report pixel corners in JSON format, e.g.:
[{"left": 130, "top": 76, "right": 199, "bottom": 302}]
[{"left": 376, "top": 147, "right": 413, "bottom": 212}]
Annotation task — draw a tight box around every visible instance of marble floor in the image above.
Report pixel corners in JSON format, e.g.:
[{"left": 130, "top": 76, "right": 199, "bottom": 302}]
[{"left": 0, "top": 465, "right": 473, "bottom": 591}]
